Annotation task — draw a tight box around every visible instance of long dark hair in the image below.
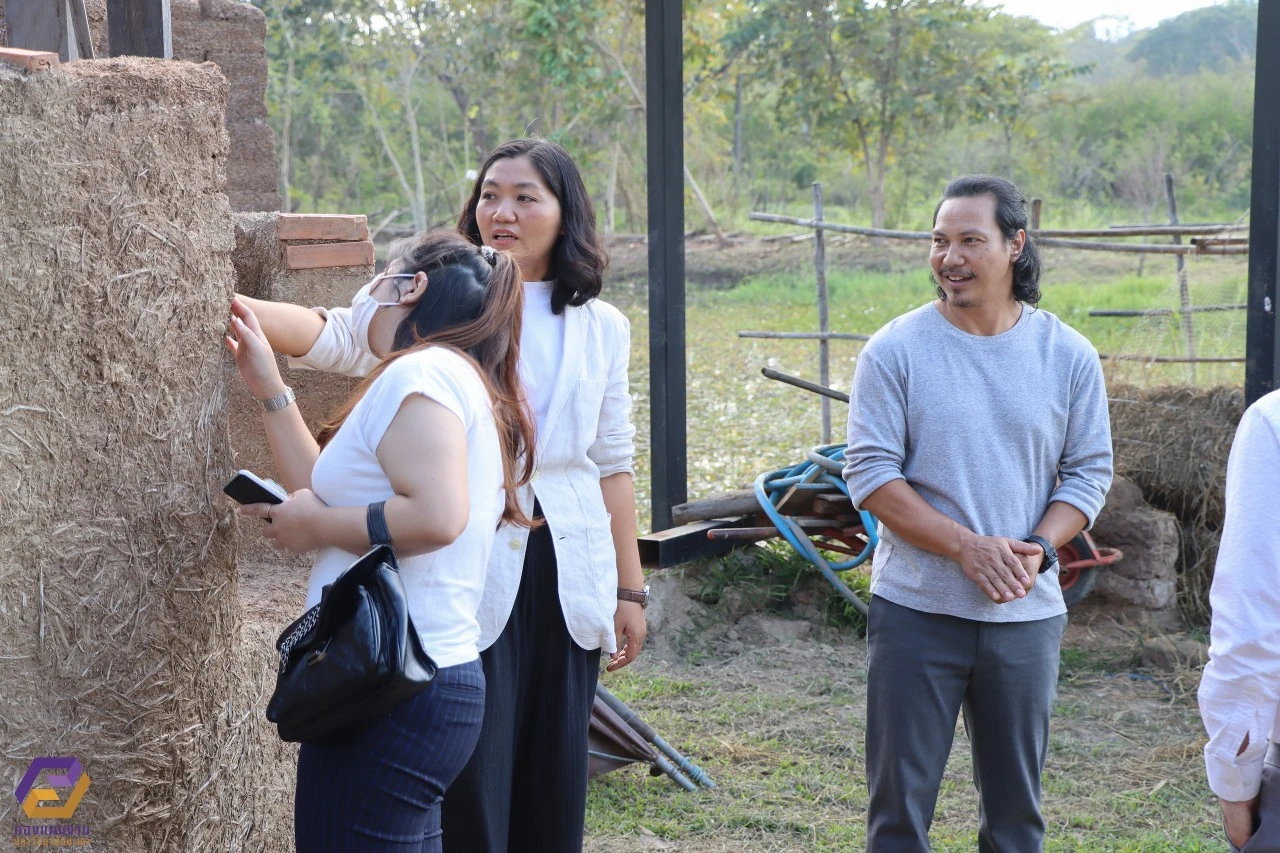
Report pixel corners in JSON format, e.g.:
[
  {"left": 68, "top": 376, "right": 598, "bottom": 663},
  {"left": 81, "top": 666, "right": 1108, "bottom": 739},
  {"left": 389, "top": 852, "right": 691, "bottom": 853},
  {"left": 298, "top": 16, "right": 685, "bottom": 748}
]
[
  {"left": 457, "top": 138, "right": 608, "bottom": 315},
  {"left": 317, "top": 231, "right": 537, "bottom": 528},
  {"left": 933, "top": 174, "right": 1042, "bottom": 306}
]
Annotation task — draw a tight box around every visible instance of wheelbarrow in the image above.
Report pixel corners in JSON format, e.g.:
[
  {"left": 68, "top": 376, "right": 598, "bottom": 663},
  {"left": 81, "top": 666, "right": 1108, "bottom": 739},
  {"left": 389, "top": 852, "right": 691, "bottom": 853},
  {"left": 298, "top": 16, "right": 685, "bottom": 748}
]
[{"left": 1058, "top": 530, "right": 1123, "bottom": 607}]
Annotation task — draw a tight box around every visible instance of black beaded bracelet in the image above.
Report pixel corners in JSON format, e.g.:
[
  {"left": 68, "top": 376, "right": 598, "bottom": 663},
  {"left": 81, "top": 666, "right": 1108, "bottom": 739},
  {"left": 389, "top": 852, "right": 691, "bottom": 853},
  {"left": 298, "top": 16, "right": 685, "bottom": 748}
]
[{"left": 366, "top": 500, "right": 393, "bottom": 547}]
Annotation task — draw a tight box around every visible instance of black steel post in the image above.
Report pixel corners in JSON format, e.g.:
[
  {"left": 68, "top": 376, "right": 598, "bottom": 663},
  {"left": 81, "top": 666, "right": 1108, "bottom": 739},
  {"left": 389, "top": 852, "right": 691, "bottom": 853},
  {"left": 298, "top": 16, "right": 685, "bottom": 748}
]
[
  {"left": 645, "top": 0, "right": 687, "bottom": 531},
  {"left": 1246, "top": 1, "right": 1280, "bottom": 404}
]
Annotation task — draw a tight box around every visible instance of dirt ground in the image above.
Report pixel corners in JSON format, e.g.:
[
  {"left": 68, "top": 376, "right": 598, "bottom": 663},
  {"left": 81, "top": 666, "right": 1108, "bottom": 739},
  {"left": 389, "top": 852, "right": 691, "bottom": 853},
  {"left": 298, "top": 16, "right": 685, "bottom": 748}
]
[{"left": 583, "top": 564, "right": 1218, "bottom": 852}]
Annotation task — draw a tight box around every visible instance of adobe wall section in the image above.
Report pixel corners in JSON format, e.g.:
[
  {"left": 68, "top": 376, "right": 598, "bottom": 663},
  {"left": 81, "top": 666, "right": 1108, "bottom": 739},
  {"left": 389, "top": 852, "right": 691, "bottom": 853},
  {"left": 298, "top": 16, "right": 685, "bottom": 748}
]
[
  {"left": 0, "top": 58, "right": 290, "bottom": 852},
  {"left": 0, "top": 0, "right": 280, "bottom": 212}
]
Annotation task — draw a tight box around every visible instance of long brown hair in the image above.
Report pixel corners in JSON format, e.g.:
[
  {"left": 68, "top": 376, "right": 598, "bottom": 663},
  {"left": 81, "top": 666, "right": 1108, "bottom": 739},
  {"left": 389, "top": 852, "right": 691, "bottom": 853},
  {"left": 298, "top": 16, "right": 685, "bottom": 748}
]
[{"left": 316, "top": 231, "right": 537, "bottom": 528}]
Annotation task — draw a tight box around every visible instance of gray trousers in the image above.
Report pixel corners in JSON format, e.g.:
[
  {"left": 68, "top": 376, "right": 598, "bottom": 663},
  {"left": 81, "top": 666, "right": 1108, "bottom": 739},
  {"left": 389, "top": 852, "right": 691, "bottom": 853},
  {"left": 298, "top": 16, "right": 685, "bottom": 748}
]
[
  {"left": 865, "top": 596, "right": 1067, "bottom": 853},
  {"left": 1230, "top": 745, "right": 1280, "bottom": 852}
]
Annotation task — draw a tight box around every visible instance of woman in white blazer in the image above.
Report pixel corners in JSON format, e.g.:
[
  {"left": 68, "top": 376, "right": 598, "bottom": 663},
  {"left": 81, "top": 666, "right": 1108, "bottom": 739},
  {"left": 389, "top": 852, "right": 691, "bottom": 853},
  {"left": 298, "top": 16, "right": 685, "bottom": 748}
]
[{"left": 241, "top": 139, "right": 646, "bottom": 853}]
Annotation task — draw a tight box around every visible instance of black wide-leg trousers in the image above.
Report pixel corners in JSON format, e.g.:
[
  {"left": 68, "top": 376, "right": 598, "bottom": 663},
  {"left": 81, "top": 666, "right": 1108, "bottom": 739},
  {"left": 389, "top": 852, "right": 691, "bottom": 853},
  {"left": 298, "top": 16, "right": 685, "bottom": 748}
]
[{"left": 442, "top": 510, "right": 603, "bottom": 853}]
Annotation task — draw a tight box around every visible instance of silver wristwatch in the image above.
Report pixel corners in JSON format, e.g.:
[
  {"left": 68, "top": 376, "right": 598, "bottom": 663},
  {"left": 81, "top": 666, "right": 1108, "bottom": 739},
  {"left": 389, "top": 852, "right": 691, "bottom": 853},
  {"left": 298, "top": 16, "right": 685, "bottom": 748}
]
[{"left": 259, "top": 386, "right": 296, "bottom": 413}]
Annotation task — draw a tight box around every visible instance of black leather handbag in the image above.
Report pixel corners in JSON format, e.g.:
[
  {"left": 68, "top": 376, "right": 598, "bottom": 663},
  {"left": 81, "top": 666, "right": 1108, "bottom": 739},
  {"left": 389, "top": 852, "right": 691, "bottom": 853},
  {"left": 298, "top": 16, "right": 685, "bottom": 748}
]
[{"left": 266, "top": 544, "right": 437, "bottom": 744}]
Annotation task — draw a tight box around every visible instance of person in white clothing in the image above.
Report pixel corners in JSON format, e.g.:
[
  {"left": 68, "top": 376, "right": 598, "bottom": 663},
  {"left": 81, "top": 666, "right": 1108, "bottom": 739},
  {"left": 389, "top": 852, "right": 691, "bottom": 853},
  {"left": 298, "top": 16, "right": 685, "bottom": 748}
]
[
  {"left": 227, "top": 231, "right": 537, "bottom": 852},
  {"left": 1200, "top": 388, "right": 1280, "bottom": 852},
  {"left": 238, "top": 138, "right": 646, "bottom": 853}
]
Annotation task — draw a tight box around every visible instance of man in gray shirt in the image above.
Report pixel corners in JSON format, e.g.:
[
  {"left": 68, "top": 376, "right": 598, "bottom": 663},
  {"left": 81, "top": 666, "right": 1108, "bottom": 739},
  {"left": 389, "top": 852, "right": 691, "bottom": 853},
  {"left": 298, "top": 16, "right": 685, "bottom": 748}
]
[{"left": 843, "top": 175, "right": 1113, "bottom": 852}]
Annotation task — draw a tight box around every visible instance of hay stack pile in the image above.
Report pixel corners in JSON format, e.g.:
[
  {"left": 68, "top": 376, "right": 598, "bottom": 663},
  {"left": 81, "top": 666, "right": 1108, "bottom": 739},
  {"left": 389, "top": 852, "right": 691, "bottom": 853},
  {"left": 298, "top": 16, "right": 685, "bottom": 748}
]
[
  {"left": 0, "top": 58, "right": 290, "bottom": 851},
  {"left": 1108, "top": 384, "right": 1244, "bottom": 622},
  {"left": 0, "top": 0, "right": 280, "bottom": 211}
]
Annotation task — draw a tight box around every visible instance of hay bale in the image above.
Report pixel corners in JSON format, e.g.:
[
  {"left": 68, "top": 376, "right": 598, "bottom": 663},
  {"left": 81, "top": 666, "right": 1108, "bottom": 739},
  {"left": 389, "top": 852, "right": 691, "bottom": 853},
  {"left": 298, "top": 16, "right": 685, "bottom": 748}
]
[
  {"left": 171, "top": 0, "right": 279, "bottom": 213},
  {"left": 0, "top": 57, "right": 278, "bottom": 850},
  {"left": 1108, "top": 384, "right": 1244, "bottom": 623},
  {"left": 1091, "top": 476, "right": 1180, "bottom": 614}
]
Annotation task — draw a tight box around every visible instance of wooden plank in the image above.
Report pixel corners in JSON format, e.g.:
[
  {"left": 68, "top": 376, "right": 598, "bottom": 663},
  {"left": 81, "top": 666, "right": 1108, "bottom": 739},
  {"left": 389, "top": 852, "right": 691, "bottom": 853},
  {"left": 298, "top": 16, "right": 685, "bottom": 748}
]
[
  {"left": 285, "top": 241, "right": 375, "bottom": 270},
  {"left": 637, "top": 517, "right": 754, "bottom": 569},
  {"left": 774, "top": 485, "right": 816, "bottom": 516},
  {"left": 107, "top": 0, "right": 172, "bottom": 58},
  {"left": 0, "top": 47, "right": 60, "bottom": 72},
  {"left": 6, "top": 0, "right": 64, "bottom": 54},
  {"left": 812, "top": 493, "right": 853, "bottom": 515},
  {"left": 671, "top": 489, "right": 759, "bottom": 526},
  {"left": 277, "top": 214, "right": 370, "bottom": 242},
  {"left": 67, "top": 0, "right": 94, "bottom": 60}
]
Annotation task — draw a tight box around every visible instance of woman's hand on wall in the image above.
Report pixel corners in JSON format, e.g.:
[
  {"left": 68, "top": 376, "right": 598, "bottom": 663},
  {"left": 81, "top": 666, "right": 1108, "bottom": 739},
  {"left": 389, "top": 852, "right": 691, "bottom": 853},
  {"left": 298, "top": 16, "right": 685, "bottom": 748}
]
[{"left": 226, "top": 296, "right": 288, "bottom": 402}]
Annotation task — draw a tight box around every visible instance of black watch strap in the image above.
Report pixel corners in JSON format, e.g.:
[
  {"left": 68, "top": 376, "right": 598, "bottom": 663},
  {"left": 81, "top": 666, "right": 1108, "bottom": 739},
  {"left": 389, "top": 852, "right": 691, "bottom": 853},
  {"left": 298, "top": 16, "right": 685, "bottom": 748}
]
[
  {"left": 1023, "top": 534, "right": 1057, "bottom": 574},
  {"left": 367, "top": 500, "right": 393, "bottom": 547}
]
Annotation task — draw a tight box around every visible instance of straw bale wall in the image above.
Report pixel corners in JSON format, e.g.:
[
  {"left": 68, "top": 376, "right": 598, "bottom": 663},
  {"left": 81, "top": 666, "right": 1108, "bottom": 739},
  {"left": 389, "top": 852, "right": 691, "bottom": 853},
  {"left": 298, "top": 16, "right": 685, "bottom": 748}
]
[
  {"left": 172, "top": 0, "right": 279, "bottom": 213},
  {"left": 0, "top": 58, "right": 291, "bottom": 851},
  {"left": 0, "top": 0, "right": 281, "bottom": 211},
  {"left": 1108, "top": 384, "right": 1244, "bottom": 623}
]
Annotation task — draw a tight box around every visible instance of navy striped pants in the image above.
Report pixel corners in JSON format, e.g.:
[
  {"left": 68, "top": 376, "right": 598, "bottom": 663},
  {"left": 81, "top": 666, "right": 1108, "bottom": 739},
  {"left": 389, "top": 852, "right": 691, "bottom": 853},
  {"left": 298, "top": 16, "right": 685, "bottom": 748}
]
[{"left": 294, "top": 659, "right": 486, "bottom": 852}]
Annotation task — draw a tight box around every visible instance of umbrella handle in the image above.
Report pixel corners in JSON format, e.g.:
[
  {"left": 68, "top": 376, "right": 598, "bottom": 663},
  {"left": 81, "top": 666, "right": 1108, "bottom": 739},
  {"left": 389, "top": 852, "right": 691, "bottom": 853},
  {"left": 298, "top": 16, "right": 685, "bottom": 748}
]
[{"left": 651, "top": 753, "right": 699, "bottom": 792}]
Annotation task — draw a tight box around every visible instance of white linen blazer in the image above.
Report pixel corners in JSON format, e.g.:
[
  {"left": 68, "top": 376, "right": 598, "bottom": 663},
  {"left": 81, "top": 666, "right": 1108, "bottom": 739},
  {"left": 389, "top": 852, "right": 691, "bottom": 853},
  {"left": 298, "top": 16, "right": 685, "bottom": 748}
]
[{"left": 288, "top": 296, "right": 636, "bottom": 653}]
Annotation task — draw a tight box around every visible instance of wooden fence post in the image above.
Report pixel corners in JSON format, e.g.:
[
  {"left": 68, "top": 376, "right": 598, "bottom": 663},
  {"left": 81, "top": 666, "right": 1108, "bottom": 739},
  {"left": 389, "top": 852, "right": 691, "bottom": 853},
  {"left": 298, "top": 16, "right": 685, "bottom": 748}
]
[
  {"left": 813, "top": 182, "right": 832, "bottom": 444},
  {"left": 6, "top": 0, "right": 93, "bottom": 60},
  {"left": 1030, "top": 197, "right": 1042, "bottom": 233},
  {"left": 1165, "top": 173, "right": 1197, "bottom": 383},
  {"left": 107, "top": 0, "right": 171, "bottom": 58}
]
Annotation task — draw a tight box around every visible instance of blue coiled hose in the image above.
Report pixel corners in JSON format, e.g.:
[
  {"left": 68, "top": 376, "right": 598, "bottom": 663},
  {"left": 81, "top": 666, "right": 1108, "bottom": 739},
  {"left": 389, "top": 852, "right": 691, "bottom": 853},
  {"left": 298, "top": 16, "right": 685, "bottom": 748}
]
[{"left": 752, "top": 443, "right": 877, "bottom": 615}]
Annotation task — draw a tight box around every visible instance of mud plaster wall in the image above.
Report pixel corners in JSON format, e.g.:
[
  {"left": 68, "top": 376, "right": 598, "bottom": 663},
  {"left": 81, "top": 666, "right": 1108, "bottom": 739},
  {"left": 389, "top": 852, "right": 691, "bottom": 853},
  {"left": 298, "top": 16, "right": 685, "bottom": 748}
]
[
  {"left": 0, "top": 58, "right": 290, "bottom": 852},
  {"left": 0, "top": 0, "right": 280, "bottom": 212},
  {"left": 171, "top": 0, "right": 280, "bottom": 213}
]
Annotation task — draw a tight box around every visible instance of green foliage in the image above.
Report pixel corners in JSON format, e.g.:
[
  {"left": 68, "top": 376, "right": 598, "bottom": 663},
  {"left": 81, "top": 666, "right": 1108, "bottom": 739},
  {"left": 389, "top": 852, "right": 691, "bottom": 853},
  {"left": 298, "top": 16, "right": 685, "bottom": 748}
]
[
  {"left": 1128, "top": 1, "right": 1257, "bottom": 76},
  {"left": 692, "top": 542, "right": 870, "bottom": 633},
  {"left": 253, "top": 0, "right": 1256, "bottom": 236}
]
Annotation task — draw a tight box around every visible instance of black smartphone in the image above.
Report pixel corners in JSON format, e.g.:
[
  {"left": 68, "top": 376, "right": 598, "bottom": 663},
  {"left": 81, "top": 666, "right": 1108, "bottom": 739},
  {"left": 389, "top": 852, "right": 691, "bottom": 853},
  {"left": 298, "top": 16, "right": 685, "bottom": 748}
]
[{"left": 223, "top": 470, "right": 288, "bottom": 505}]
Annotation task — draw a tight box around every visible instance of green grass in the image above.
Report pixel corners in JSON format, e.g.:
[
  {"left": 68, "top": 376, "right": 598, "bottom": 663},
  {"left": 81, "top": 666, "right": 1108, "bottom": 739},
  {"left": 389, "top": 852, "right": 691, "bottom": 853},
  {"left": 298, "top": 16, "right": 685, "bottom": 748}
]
[{"left": 586, "top": 640, "right": 1220, "bottom": 852}]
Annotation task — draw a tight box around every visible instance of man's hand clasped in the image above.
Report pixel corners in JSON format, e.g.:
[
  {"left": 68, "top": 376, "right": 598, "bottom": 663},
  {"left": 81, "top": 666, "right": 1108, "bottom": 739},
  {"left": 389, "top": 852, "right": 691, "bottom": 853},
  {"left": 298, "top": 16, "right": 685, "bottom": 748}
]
[{"left": 955, "top": 533, "right": 1044, "bottom": 603}]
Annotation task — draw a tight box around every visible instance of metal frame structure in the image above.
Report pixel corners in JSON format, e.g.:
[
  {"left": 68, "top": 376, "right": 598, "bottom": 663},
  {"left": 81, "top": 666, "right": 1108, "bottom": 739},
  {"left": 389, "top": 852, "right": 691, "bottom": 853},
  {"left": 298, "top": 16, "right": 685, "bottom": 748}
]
[
  {"left": 1247, "top": 2, "right": 1280, "bottom": 405},
  {"left": 645, "top": 0, "right": 687, "bottom": 531}
]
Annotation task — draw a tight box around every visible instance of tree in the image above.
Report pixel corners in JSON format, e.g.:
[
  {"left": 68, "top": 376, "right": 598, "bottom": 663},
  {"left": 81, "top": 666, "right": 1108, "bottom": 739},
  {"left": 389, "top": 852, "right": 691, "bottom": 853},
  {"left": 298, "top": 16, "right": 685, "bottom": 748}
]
[
  {"left": 1128, "top": 1, "right": 1256, "bottom": 77},
  {"left": 965, "top": 14, "right": 1089, "bottom": 182},
  {"left": 728, "top": 0, "right": 1071, "bottom": 228}
]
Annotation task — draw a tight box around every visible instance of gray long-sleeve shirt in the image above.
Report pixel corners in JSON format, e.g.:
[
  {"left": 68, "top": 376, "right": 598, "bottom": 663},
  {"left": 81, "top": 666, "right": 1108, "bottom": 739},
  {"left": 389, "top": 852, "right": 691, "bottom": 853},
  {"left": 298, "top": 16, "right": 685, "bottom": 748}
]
[{"left": 842, "top": 302, "right": 1113, "bottom": 623}]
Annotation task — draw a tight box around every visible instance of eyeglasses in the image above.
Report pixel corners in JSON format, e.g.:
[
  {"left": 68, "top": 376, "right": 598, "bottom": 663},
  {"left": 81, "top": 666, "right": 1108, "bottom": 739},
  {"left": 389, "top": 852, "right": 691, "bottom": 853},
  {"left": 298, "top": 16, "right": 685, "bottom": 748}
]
[{"left": 367, "top": 271, "right": 417, "bottom": 301}]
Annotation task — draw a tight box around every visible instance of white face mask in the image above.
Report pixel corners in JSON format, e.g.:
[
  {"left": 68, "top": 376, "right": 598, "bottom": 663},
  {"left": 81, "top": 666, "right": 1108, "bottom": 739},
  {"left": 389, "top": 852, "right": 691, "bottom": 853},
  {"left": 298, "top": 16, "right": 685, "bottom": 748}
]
[{"left": 351, "top": 274, "right": 416, "bottom": 354}]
